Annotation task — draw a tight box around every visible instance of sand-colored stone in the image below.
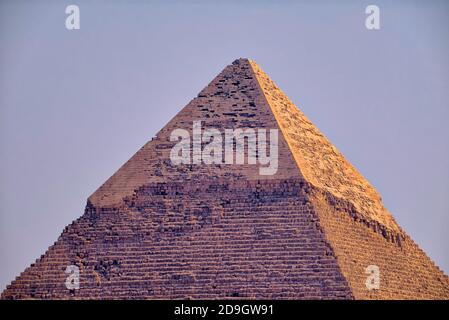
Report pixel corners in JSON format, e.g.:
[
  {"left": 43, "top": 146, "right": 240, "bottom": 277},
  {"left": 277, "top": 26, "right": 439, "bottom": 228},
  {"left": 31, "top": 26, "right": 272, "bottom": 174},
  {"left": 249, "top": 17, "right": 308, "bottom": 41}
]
[{"left": 2, "top": 58, "right": 448, "bottom": 299}]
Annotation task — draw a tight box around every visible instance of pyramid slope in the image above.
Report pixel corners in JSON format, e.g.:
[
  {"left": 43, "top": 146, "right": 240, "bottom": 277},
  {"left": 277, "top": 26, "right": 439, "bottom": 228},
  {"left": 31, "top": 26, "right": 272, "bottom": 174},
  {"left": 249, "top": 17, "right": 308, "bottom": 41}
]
[
  {"left": 311, "top": 190, "right": 449, "bottom": 299},
  {"left": 2, "top": 179, "right": 354, "bottom": 299},
  {"left": 2, "top": 59, "right": 352, "bottom": 299},
  {"left": 249, "top": 60, "right": 449, "bottom": 299},
  {"left": 249, "top": 61, "right": 398, "bottom": 232},
  {"left": 88, "top": 59, "right": 301, "bottom": 207},
  {"left": 2, "top": 58, "right": 449, "bottom": 299}
]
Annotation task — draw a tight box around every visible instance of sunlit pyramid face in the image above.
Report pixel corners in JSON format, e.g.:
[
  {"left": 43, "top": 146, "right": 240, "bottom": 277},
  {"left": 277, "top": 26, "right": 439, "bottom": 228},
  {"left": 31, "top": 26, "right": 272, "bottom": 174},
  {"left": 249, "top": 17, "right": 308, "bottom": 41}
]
[{"left": 2, "top": 59, "right": 449, "bottom": 300}]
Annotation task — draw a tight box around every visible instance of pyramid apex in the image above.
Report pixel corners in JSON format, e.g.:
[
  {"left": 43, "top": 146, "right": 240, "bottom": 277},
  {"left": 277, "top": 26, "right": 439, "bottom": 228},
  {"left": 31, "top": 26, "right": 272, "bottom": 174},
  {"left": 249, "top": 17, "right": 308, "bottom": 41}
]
[{"left": 231, "top": 57, "right": 252, "bottom": 65}]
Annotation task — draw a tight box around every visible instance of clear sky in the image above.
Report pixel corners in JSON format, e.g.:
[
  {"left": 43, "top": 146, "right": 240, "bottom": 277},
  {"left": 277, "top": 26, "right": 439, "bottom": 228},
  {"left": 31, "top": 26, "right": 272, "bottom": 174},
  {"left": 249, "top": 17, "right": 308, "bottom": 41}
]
[{"left": 1, "top": 0, "right": 448, "bottom": 291}]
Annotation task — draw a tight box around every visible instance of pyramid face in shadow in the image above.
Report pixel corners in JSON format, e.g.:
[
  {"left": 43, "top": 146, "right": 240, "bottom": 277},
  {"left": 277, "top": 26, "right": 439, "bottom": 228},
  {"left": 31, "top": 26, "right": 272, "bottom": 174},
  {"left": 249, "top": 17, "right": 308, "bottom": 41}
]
[{"left": 2, "top": 59, "right": 448, "bottom": 299}]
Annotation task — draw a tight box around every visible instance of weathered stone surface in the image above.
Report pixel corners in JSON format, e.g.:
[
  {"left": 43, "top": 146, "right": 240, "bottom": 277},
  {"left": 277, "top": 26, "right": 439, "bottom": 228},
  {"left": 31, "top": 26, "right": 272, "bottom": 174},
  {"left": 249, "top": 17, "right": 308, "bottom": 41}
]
[{"left": 2, "top": 58, "right": 448, "bottom": 299}]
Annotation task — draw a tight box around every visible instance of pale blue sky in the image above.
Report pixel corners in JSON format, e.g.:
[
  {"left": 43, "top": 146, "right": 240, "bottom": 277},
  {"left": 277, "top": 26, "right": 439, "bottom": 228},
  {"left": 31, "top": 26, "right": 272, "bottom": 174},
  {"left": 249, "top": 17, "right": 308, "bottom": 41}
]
[{"left": 1, "top": 0, "right": 448, "bottom": 291}]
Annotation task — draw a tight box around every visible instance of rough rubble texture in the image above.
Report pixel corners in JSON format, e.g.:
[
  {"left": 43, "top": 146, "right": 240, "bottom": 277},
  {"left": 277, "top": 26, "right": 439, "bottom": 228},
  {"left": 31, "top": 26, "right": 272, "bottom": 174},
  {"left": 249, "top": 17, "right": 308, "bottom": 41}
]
[{"left": 2, "top": 58, "right": 448, "bottom": 299}]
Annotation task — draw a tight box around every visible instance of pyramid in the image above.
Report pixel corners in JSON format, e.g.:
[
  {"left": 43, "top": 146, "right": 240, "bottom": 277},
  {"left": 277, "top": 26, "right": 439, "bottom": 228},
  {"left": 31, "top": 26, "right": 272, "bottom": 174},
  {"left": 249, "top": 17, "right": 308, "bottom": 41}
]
[{"left": 2, "top": 58, "right": 448, "bottom": 300}]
